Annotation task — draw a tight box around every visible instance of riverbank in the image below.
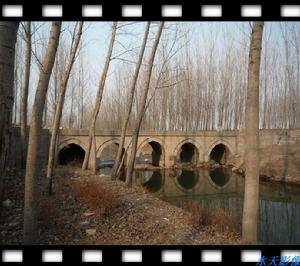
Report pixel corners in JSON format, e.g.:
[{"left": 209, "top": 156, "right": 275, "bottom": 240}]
[{"left": 1, "top": 166, "right": 243, "bottom": 245}]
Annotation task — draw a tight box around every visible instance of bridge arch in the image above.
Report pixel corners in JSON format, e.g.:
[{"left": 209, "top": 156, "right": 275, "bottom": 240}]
[
  {"left": 136, "top": 137, "right": 165, "bottom": 167},
  {"left": 96, "top": 138, "right": 120, "bottom": 159},
  {"left": 57, "top": 138, "right": 87, "bottom": 166},
  {"left": 174, "top": 139, "right": 202, "bottom": 165},
  {"left": 96, "top": 138, "right": 127, "bottom": 172},
  {"left": 206, "top": 140, "right": 235, "bottom": 165}
]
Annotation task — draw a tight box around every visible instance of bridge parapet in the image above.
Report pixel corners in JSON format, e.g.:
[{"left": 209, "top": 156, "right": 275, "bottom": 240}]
[
  {"left": 56, "top": 128, "right": 300, "bottom": 168},
  {"left": 59, "top": 129, "right": 240, "bottom": 137}
]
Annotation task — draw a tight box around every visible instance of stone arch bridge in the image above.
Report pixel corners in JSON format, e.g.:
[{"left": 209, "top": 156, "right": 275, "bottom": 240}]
[{"left": 56, "top": 128, "right": 299, "bottom": 168}]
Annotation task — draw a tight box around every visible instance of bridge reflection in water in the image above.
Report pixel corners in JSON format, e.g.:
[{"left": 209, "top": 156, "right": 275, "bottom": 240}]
[{"left": 135, "top": 168, "right": 300, "bottom": 245}]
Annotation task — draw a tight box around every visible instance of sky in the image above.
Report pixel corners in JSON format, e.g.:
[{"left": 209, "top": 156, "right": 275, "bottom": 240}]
[
  {"left": 24, "top": 21, "right": 292, "bottom": 85},
  {"left": 13, "top": 21, "right": 300, "bottom": 124}
]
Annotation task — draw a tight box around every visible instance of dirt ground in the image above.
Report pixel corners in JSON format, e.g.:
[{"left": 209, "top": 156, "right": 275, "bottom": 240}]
[{"left": 0, "top": 166, "right": 243, "bottom": 245}]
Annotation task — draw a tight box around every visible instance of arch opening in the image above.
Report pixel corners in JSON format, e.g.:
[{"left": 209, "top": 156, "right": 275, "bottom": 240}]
[
  {"left": 209, "top": 144, "right": 231, "bottom": 165},
  {"left": 97, "top": 143, "right": 126, "bottom": 169},
  {"left": 138, "top": 141, "right": 162, "bottom": 166},
  {"left": 179, "top": 143, "right": 198, "bottom": 164},
  {"left": 58, "top": 144, "right": 85, "bottom": 166}
]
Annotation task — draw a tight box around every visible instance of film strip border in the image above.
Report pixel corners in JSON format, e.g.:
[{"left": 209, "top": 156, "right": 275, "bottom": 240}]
[
  {"left": 0, "top": 2, "right": 300, "bottom": 20},
  {"left": 0, "top": 246, "right": 300, "bottom": 265}
]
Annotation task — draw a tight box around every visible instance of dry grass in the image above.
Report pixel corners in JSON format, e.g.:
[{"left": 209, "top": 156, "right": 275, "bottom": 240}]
[
  {"left": 71, "top": 180, "right": 124, "bottom": 217},
  {"left": 180, "top": 202, "right": 239, "bottom": 234}
]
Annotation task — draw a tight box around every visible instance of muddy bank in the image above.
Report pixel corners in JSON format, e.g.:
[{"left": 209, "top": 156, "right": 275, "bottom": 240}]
[{"left": 1, "top": 166, "right": 243, "bottom": 245}]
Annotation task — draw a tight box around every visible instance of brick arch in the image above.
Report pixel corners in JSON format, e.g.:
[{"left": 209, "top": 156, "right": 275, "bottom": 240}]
[
  {"left": 96, "top": 138, "right": 120, "bottom": 159},
  {"left": 173, "top": 138, "right": 203, "bottom": 164},
  {"left": 56, "top": 138, "right": 87, "bottom": 165},
  {"left": 205, "top": 139, "right": 235, "bottom": 164},
  {"left": 57, "top": 138, "right": 87, "bottom": 155},
  {"left": 136, "top": 137, "right": 166, "bottom": 167}
]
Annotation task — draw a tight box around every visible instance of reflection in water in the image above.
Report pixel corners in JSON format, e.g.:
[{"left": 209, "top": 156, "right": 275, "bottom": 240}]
[
  {"left": 176, "top": 170, "right": 199, "bottom": 190},
  {"left": 98, "top": 161, "right": 126, "bottom": 181},
  {"left": 133, "top": 168, "right": 300, "bottom": 245},
  {"left": 136, "top": 171, "right": 163, "bottom": 193},
  {"left": 209, "top": 168, "right": 232, "bottom": 187}
]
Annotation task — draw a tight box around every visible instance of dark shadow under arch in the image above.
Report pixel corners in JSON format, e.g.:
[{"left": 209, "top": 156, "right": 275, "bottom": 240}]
[
  {"left": 179, "top": 143, "right": 198, "bottom": 164},
  {"left": 209, "top": 144, "right": 231, "bottom": 165},
  {"left": 139, "top": 141, "right": 162, "bottom": 166},
  {"left": 58, "top": 144, "right": 85, "bottom": 166}
]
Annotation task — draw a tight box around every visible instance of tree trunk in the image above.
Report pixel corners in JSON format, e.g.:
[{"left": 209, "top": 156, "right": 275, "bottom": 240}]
[
  {"left": 69, "top": 83, "right": 74, "bottom": 128},
  {"left": 23, "top": 21, "right": 61, "bottom": 244},
  {"left": 0, "top": 21, "right": 19, "bottom": 220},
  {"left": 43, "top": 91, "right": 48, "bottom": 127},
  {"left": 13, "top": 43, "right": 19, "bottom": 125},
  {"left": 82, "top": 22, "right": 117, "bottom": 171},
  {"left": 20, "top": 22, "right": 31, "bottom": 168},
  {"left": 125, "top": 22, "right": 164, "bottom": 186},
  {"left": 242, "top": 21, "right": 264, "bottom": 244},
  {"left": 46, "top": 22, "right": 83, "bottom": 194},
  {"left": 111, "top": 22, "right": 150, "bottom": 180}
]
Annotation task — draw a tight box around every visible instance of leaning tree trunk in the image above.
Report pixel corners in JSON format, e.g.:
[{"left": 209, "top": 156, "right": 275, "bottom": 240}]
[
  {"left": 242, "top": 21, "right": 264, "bottom": 244},
  {"left": 23, "top": 22, "right": 61, "bottom": 245},
  {"left": 82, "top": 22, "right": 117, "bottom": 171},
  {"left": 20, "top": 22, "right": 32, "bottom": 168},
  {"left": 0, "top": 21, "right": 19, "bottom": 219},
  {"left": 46, "top": 22, "right": 83, "bottom": 195},
  {"left": 126, "top": 22, "right": 165, "bottom": 186},
  {"left": 111, "top": 22, "right": 150, "bottom": 180}
]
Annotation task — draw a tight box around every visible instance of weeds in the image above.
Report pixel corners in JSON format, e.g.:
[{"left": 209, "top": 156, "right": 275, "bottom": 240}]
[
  {"left": 180, "top": 202, "right": 239, "bottom": 234},
  {"left": 71, "top": 180, "right": 124, "bottom": 217}
]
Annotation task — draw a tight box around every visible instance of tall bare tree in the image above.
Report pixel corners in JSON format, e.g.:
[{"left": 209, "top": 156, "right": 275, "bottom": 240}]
[
  {"left": 125, "top": 22, "right": 165, "bottom": 186},
  {"left": 82, "top": 22, "right": 117, "bottom": 171},
  {"left": 242, "top": 21, "right": 264, "bottom": 244},
  {"left": 23, "top": 22, "right": 61, "bottom": 244},
  {"left": 46, "top": 22, "right": 84, "bottom": 194},
  {"left": 0, "top": 21, "right": 19, "bottom": 218},
  {"left": 20, "top": 22, "right": 32, "bottom": 168},
  {"left": 111, "top": 22, "right": 151, "bottom": 180}
]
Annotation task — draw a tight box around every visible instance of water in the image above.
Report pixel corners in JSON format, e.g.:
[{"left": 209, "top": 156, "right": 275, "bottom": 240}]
[
  {"left": 97, "top": 160, "right": 114, "bottom": 169},
  {"left": 134, "top": 168, "right": 300, "bottom": 245}
]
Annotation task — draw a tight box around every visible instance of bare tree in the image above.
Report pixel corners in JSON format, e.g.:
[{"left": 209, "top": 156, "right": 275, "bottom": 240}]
[
  {"left": 82, "top": 22, "right": 117, "bottom": 171},
  {"left": 20, "top": 22, "right": 32, "bottom": 168},
  {"left": 111, "top": 22, "right": 150, "bottom": 180},
  {"left": 80, "top": 23, "right": 300, "bottom": 133},
  {"left": 13, "top": 38, "right": 21, "bottom": 125},
  {"left": 125, "top": 22, "right": 165, "bottom": 186},
  {"left": 242, "top": 21, "right": 264, "bottom": 244},
  {"left": 46, "top": 22, "right": 84, "bottom": 194},
  {"left": 23, "top": 22, "right": 61, "bottom": 244},
  {"left": 0, "top": 21, "right": 19, "bottom": 218}
]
